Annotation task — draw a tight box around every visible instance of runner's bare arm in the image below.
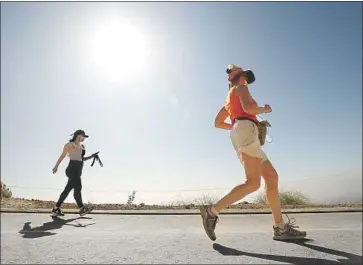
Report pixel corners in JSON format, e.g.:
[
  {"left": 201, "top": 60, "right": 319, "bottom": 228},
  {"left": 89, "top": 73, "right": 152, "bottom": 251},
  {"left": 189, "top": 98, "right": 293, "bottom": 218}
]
[
  {"left": 54, "top": 143, "right": 71, "bottom": 168},
  {"left": 215, "top": 106, "right": 233, "bottom": 130},
  {"left": 83, "top": 156, "right": 92, "bottom": 161},
  {"left": 235, "top": 85, "right": 266, "bottom": 115}
]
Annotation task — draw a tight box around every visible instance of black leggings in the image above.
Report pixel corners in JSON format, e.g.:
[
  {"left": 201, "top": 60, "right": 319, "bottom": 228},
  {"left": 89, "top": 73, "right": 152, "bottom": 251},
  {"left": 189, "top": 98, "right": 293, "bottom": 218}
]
[{"left": 56, "top": 160, "right": 84, "bottom": 208}]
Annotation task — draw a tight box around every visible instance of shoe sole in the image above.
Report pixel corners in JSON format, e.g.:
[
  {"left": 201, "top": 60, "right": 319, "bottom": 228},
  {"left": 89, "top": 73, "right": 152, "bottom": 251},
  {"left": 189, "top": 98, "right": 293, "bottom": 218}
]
[
  {"left": 273, "top": 234, "right": 307, "bottom": 241},
  {"left": 80, "top": 207, "right": 94, "bottom": 217},
  {"left": 51, "top": 212, "right": 65, "bottom": 217},
  {"left": 200, "top": 206, "right": 216, "bottom": 241}
]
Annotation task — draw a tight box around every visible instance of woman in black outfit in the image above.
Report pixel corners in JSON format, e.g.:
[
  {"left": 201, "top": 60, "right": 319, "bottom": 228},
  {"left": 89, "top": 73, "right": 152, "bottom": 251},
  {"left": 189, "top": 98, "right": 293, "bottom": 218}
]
[{"left": 51, "top": 130, "right": 96, "bottom": 217}]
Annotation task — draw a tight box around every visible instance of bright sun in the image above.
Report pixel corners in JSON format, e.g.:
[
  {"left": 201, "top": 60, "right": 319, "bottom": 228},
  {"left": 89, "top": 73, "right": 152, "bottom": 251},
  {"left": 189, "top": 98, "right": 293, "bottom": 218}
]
[{"left": 89, "top": 19, "right": 149, "bottom": 84}]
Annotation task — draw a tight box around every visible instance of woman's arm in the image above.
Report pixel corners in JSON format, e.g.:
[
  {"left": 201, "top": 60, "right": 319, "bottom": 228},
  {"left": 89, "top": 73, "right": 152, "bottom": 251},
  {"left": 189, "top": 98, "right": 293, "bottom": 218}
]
[
  {"left": 53, "top": 143, "right": 71, "bottom": 173},
  {"left": 235, "top": 84, "right": 268, "bottom": 115},
  {"left": 83, "top": 151, "right": 99, "bottom": 162},
  {"left": 81, "top": 144, "right": 90, "bottom": 161},
  {"left": 83, "top": 155, "right": 93, "bottom": 161},
  {"left": 215, "top": 107, "right": 233, "bottom": 130}
]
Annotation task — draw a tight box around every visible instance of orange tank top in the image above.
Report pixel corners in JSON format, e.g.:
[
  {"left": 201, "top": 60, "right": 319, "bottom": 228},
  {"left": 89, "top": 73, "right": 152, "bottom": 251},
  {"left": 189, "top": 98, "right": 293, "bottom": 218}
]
[{"left": 225, "top": 87, "right": 258, "bottom": 122}]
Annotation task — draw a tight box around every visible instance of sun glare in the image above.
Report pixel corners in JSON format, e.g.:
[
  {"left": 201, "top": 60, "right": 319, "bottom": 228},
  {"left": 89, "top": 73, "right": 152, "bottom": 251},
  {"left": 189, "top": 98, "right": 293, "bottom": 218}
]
[{"left": 89, "top": 19, "right": 150, "bottom": 84}]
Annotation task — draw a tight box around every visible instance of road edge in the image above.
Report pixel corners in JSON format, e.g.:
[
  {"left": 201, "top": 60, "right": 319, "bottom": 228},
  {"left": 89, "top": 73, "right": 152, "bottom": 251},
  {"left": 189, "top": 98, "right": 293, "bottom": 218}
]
[{"left": 1, "top": 207, "right": 362, "bottom": 215}]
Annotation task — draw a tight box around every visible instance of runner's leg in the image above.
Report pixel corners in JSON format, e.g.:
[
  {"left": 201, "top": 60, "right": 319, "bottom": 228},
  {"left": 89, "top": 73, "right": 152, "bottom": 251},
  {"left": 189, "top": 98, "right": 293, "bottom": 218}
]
[
  {"left": 261, "top": 157, "right": 307, "bottom": 240},
  {"left": 68, "top": 171, "right": 84, "bottom": 209},
  {"left": 56, "top": 179, "right": 73, "bottom": 208},
  {"left": 213, "top": 153, "right": 262, "bottom": 213},
  {"left": 261, "top": 159, "right": 283, "bottom": 224},
  {"left": 200, "top": 120, "right": 263, "bottom": 241}
]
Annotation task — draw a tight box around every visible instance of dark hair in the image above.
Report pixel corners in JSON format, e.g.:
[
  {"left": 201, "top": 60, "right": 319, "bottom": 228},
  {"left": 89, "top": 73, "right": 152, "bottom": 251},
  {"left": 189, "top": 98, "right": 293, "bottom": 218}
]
[{"left": 69, "top": 134, "right": 78, "bottom": 142}]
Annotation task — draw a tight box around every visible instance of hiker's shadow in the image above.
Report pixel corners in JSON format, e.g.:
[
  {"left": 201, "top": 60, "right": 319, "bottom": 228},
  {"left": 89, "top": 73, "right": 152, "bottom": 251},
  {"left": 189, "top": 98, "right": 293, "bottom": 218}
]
[
  {"left": 19, "top": 216, "right": 95, "bottom": 239},
  {"left": 213, "top": 239, "right": 362, "bottom": 265}
]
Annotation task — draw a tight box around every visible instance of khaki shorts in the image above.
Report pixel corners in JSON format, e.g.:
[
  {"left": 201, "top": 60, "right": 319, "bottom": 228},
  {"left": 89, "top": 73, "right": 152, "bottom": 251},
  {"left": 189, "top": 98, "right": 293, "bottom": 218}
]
[{"left": 230, "top": 120, "right": 268, "bottom": 163}]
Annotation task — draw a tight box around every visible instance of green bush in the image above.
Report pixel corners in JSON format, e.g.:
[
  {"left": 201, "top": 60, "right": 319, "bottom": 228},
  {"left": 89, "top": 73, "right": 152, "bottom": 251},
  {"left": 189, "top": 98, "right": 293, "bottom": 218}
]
[
  {"left": 254, "top": 190, "right": 309, "bottom": 205},
  {"left": 280, "top": 191, "right": 309, "bottom": 205},
  {"left": 1, "top": 182, "right": 12, "bottom": 199}
]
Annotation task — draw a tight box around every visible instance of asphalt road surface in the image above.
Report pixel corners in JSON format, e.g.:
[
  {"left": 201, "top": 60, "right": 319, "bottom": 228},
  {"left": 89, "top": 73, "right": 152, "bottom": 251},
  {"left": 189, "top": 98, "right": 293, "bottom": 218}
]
[{"left": 1, "top": 212, "right": 362, "bottom": 264}]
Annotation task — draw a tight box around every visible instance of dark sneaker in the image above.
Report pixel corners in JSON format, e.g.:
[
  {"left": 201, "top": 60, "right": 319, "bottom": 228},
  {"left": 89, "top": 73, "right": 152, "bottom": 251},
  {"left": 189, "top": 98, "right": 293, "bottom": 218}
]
[
  {"left": 200, "top": 205, "right": 219, "bottom": 241},
  {"left": 273, "top": 215, "right": 307, "bottom": 241},
  {"left": 51, "top": 207, "right": 65, "bottom": 217},
  {"left": 79, "top": 205, "right": 95, "bottom": 216}
]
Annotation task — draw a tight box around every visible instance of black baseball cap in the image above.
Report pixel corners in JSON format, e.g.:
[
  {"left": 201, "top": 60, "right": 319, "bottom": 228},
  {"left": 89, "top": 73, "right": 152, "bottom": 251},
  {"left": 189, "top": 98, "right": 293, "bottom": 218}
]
[{"left": 71, "top": 129, "right": 89, "bottom": 138}]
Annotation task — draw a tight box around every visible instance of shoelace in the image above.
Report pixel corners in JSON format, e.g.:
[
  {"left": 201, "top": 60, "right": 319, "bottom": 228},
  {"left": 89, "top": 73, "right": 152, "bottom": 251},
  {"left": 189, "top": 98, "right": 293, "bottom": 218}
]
[
  {"left": 284, "top": 214, "right": 302, "bottom": 234},
  {"left": 285, "top": 214, "right": 299, "bottom": 228},
  {"left": 207, "top": 215, "right": 219, "bottom": 230}
]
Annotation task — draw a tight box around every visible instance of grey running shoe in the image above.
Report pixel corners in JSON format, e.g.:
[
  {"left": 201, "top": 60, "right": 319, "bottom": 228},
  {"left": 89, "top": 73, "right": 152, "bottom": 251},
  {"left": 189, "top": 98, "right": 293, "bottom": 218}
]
[
  {"left": 273, "top": 215, "right": 307, "bottom": 241},
  {"left": 200, "top": 205, "right": 219, "bottom": 241},
  {"left": 51, "top": 207, "right": 65, "bottom": 217},
  {"left": 79, "top": 205, "right": 95, "bottom": 216}
]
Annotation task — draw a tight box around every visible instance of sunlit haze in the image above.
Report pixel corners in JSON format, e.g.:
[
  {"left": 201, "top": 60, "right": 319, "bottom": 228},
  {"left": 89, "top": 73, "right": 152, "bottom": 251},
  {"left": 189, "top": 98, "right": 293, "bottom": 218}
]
[
  {"left": 88, "top": 18, "right": 151, "bottom": 84},
  {"left": 1, "top": 2, "right": 362, "bottom": 205}
]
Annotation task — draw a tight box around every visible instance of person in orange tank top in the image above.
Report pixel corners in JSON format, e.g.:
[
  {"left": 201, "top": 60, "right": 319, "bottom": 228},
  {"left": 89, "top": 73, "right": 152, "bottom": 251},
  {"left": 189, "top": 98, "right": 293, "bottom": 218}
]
[{"left": 200, "top": 64, "right": 306, "bottom": 242}]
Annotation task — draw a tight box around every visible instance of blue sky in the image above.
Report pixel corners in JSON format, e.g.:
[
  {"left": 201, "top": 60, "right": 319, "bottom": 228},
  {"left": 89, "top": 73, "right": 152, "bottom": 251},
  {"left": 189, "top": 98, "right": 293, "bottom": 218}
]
[{"left": 1, "top": 2, "right": 362, "bottom": 204}]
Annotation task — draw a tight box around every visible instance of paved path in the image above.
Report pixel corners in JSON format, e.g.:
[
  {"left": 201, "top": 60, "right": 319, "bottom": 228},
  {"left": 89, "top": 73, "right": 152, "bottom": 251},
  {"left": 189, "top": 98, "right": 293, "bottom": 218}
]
[
  {"left": 1, "top": 212, "right": 362, "bottom": 264},
  {"left": 2, "top": 207, "right": 362, "bottom": 215}
]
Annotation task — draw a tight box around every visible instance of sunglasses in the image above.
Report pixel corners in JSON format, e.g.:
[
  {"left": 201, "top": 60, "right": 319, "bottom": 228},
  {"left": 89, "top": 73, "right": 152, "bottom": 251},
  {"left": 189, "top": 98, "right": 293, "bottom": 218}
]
[{"left": 226, "top": 68, "right": 236, "bottom": 74}]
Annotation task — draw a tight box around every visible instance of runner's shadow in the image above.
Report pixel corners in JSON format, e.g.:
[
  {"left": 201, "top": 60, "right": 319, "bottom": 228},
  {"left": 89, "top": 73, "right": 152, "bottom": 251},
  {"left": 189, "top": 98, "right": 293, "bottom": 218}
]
[
  {"left": 213, "top": 239, "right": 362, "bottom": 265},
  {"left": 19, "top": 216, "right": 95, "bottom": 239}
]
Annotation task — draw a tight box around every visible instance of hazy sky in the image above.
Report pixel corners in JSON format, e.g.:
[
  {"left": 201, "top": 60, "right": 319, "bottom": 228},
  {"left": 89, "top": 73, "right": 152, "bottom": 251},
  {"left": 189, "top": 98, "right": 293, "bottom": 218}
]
[{"left": 1, "top": 2, "right": 362, "bottom": 204}]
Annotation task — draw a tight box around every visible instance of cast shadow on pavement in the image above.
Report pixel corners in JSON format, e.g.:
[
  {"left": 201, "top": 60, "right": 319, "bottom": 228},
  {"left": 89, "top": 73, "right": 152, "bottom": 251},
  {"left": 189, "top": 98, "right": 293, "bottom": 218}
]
[
  {"left": 18, "top": 216, "right": 95, "bottom": 239},
  {"left": 213, "top": 239, "right": 363, "bottom": 265}
]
